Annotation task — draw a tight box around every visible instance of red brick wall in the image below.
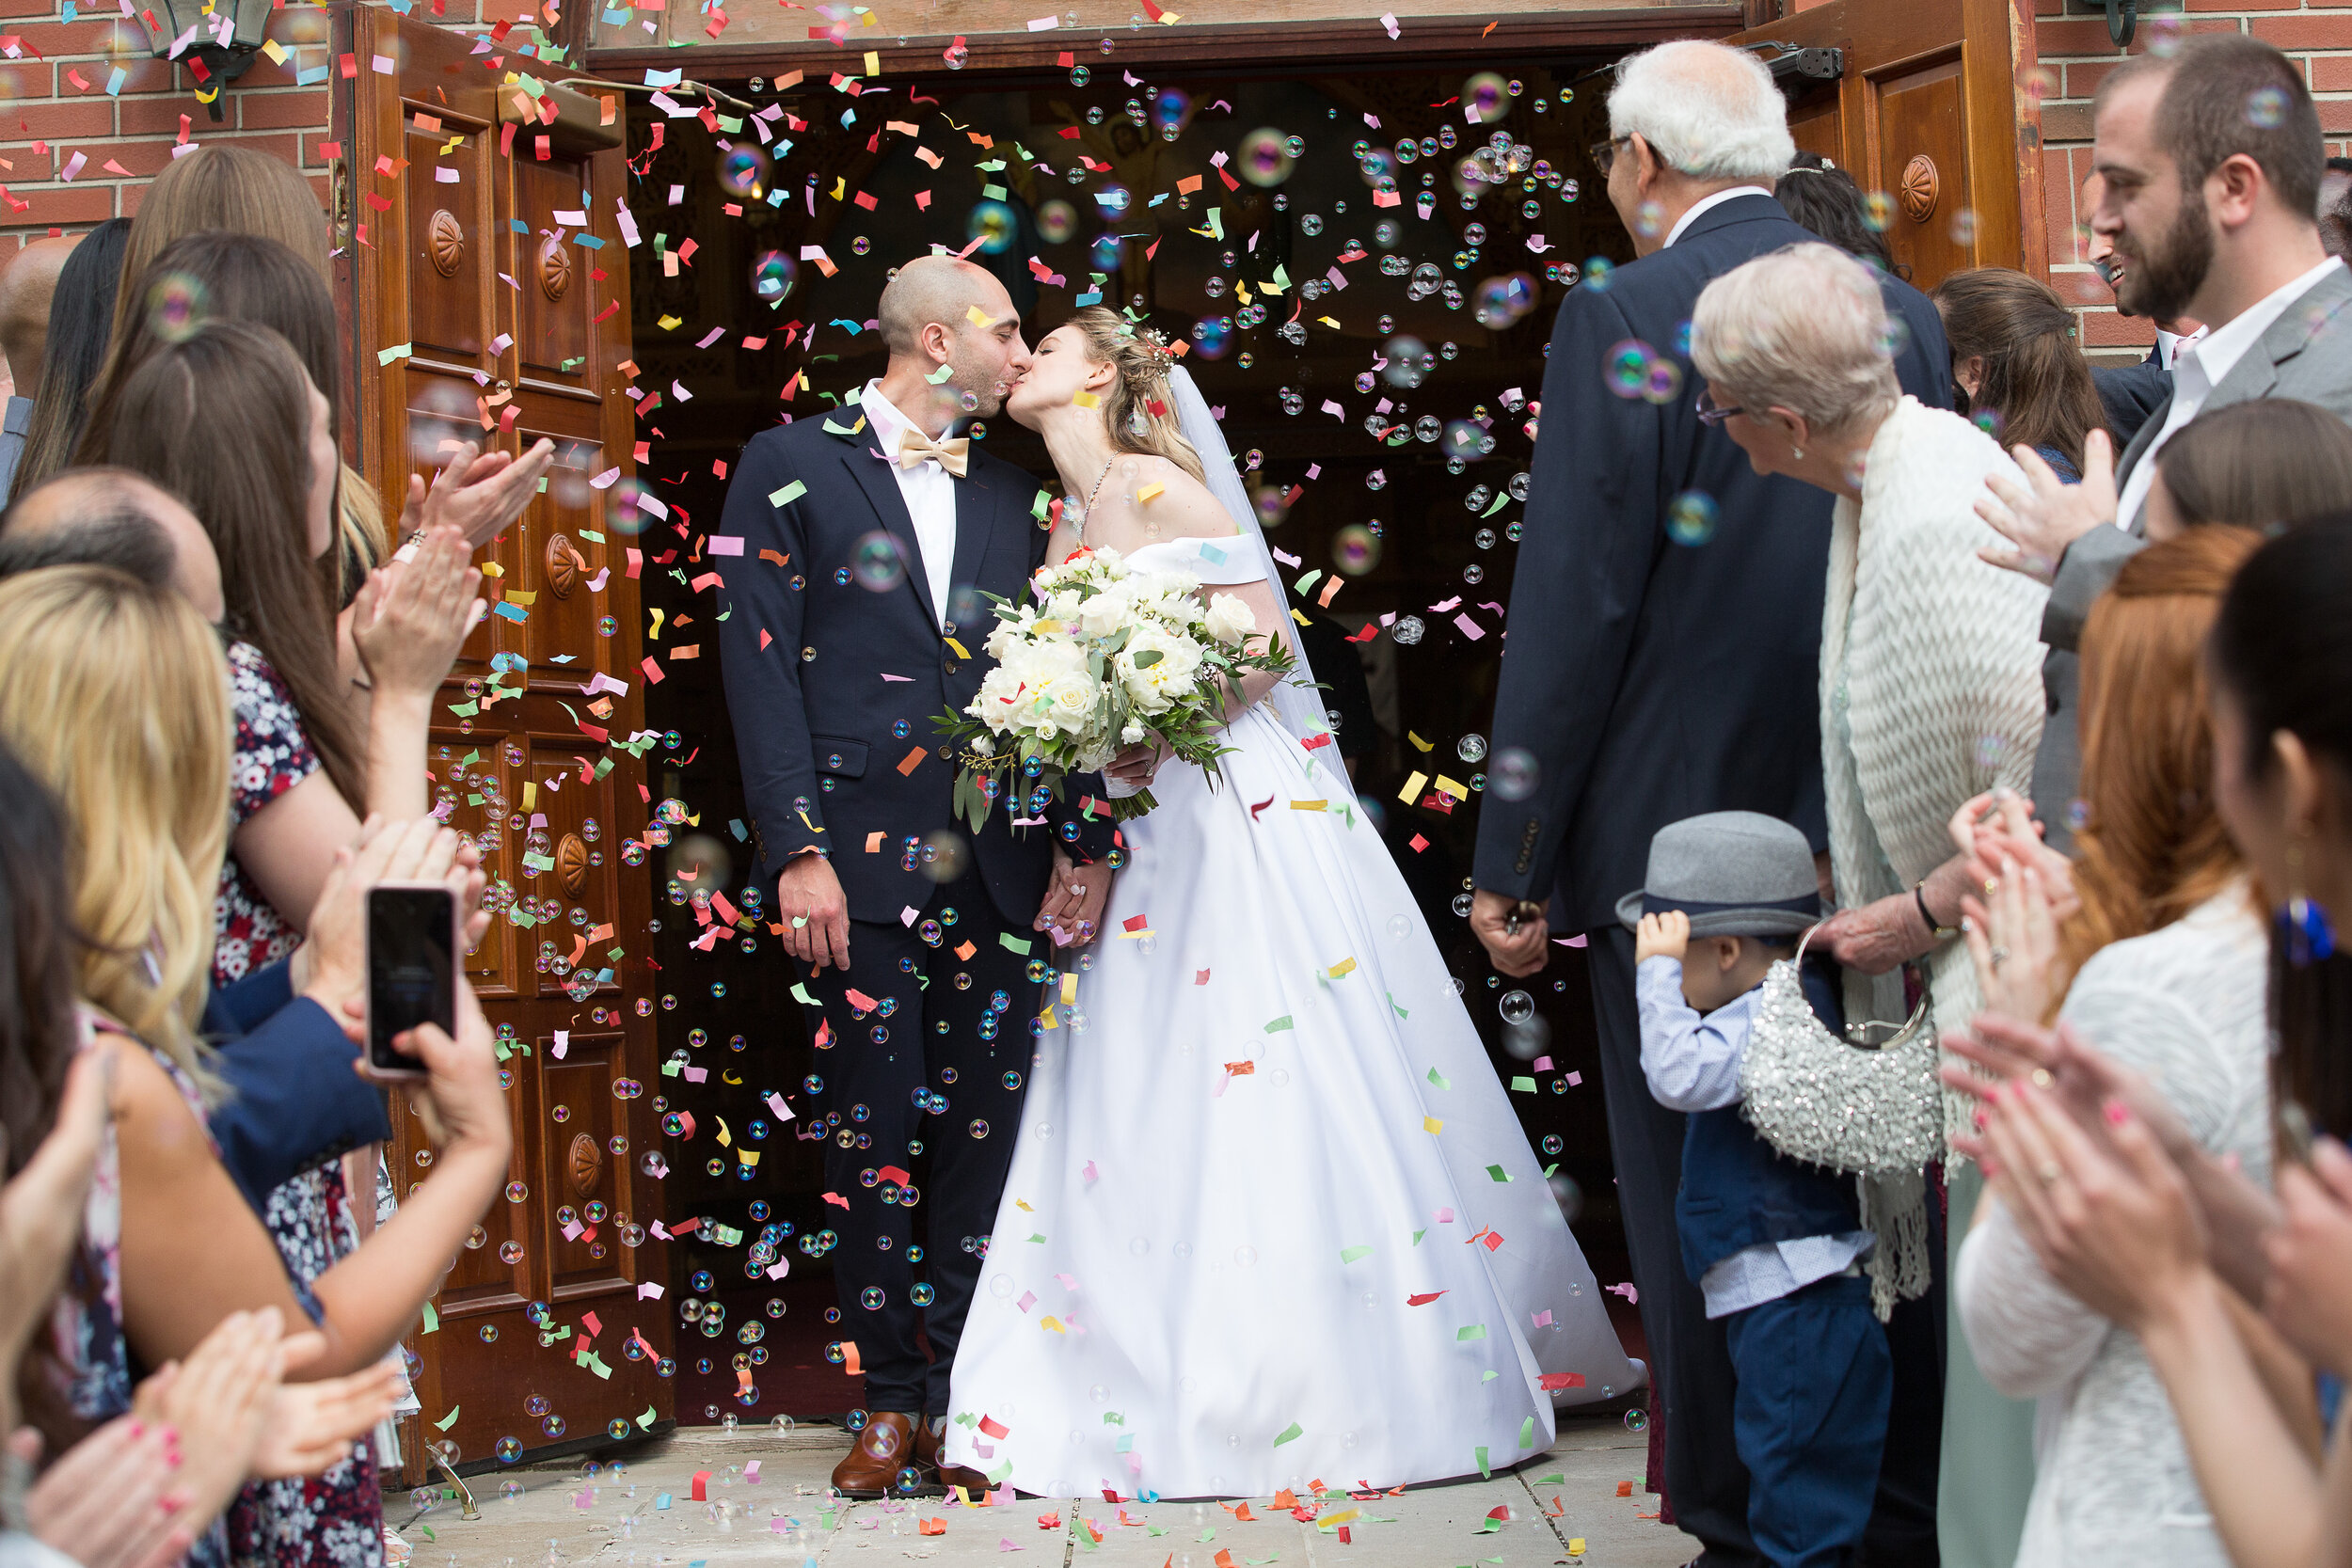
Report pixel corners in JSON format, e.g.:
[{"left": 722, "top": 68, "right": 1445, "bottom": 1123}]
[
  {"left": 0, "top": 0, "right": 512, "bottom": 257},
  {"left": 2034, "top": 0, "right": 2352, "bottom": 364}
]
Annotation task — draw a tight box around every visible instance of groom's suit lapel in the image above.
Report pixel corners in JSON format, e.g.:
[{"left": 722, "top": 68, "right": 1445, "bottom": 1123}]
[
  {"left": 948, "top": 453, "right": 997, "bottom": 618},
  {"left": 832, "top": 414, "right": 950, "bottom": 636}
]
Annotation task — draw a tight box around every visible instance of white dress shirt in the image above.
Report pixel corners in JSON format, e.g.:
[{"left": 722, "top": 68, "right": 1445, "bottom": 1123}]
[
  {"left": 2114, "top": 255, "right": 2345, "bottom": 531},
  {"left": 1636, "top": 955, "right": 1875, "bottom": 1319},
  {"left": 855, "top": 379, "right": 958, "bottom": 628},
  {"left": 1662, "top": 184, "right": 1775, "bottom": 249}
]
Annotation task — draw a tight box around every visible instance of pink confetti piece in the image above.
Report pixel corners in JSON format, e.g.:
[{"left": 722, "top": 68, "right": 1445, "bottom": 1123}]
[
  {"left": 1454, "top": 613, "right": 1486, "bottom": 641},
  {"left": 1016, "top": 1291, "right": 1037, "bottom": 1313}
]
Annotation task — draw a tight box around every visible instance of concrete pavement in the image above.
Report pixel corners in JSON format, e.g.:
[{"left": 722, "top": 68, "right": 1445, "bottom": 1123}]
[{"left": 389, "top": 1416, "right": 1696, "bottom": 1568}]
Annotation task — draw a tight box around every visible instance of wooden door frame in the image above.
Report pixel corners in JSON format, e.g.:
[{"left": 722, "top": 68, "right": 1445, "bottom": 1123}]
[{"left": 581, "top": 3, "right": 1746, "bottom": 80}]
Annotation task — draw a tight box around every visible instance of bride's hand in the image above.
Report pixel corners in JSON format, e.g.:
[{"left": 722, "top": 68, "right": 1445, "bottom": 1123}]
[
  {"left": 1034, "top": 848, "right": 1110, "bottom": 947},
  {"left": 1105, "top": 742, "right": 1160, "bottom": 788}
]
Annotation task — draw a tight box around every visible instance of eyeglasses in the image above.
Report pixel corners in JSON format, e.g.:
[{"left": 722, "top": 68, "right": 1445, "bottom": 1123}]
[
  {"left": 1694, "top": 388, "right": 1744, "bottom": 427},
  {"left": 1587, "top": 135, "right": 1631, "bottom": 178}
]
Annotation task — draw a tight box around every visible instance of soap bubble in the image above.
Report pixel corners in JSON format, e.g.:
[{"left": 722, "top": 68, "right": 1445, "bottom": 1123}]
[
  {"left": 1499, "top": 989, "right": 1535, "bottom": 1024},
  {"left": 717, "top": 145, "right": 769, "bottom": 198},
  {"left": 1463, "top": 71, "right": 1510, "bottom": 124},
  {"left": 1625, "top": 1408, "right": 1650, "bottom": 1433},
  {"left": 1665, "top": 491, "right": 1720, "bottom": 546},
  {"left": 145, "top": 271, "right": 207, "bottom": 343},
  {"left": 1473, "top": 272, "right": 1538, "bottom": 329},
  {"left": 1238, "top": 127, "right": 1295, "bottom": 186},
  {"left": 1038, "top": 199, "right": 1078, "bottom": 244},
  {"left": 751, "top": 250, "right": 797, "bottom": 303},
  {"left": 1092, "top": 183, "right": 1132, "bottom": 216},
  {"left": 1605, "top": 340, "right": 1654, "bottom": 398},
  {"left": 851, "top": 531, "right": 907, "bottom": 592},
  {"left": 1381, "top": 334, "right": 1430, "bottom": 388},
  {"left": 1390, "top": 614, "right": 1424, "bottom": 645},
  {"left": 1457, "top": 733, "right": 1487, "bottom": 763},
  {"left": 1490, "top": 748, "right": 1539, "bottom": 800},
  {"left": 495, "top": 1435, "right": 523, "bottom": 1463},
  {"left": 1549, "top": 1171, "right": 1584, "bottom": 1223},
  {"left": 1333, "top": 524, "right": 1381, "bottom": 575},
  {"left": 2247, "top": 86, "right": 2287, "bottom": 129},
  {"left": 967, "top": 199, "right": 1018, "bottom": 254}
]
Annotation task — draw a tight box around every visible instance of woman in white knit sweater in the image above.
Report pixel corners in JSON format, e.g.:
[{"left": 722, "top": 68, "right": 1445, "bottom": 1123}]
[
  {"left": 1950, "top": 526, "right": 2279, "bottom": 1568},
  {"left": 1691, "top": 243, "right": 2053, "bottom": 1566}
]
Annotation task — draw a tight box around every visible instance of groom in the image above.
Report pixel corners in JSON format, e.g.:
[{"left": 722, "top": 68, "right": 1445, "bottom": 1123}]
[{"left": 716, "top": 254, "right": 1118, "bottom": 1496}]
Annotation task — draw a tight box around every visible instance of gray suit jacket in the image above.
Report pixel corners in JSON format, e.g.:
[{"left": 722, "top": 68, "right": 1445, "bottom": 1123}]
[{"left": 2031, "top": 262, "right": 2352, "bottom": 849}]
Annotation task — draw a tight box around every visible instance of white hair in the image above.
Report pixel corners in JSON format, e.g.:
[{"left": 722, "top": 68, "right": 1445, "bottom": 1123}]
[
  {"left": 1691, "top": 243, "right": 1900, "bottom": 441},
  {"left": 1608, "top": 40, "right": 1796, "bottom": 182}
]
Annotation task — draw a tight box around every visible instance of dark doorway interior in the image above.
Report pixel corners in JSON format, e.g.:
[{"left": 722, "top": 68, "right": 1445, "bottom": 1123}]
[{"left": 619, "top": 51, "right": 1645, "bottom": 1424}]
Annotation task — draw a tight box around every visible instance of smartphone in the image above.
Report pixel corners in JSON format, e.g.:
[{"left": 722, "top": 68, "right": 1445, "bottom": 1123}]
[{"left": 366, "top": 882, "right": 456, "bottom": 1079}]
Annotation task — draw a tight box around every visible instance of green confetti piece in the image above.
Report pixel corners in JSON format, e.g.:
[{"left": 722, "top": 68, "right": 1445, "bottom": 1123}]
[
  {"left": 1478, "top": 1517, "right": 1502, "bottom": 1533},
  {"left": 1033, "top": 489, "right": 1053, "bottom": 518},
  {"left": 420, "top": 1526, "right": 436, "bottom": 1543},
  {"left": 1509, "top": 1075, "right": 1537, "bottom": 1093},
  {"left": 1534, "top": 1473, "right": 1565, "bottom": 1485},
  {"left": 999, "top": 932, "right": 1034, "bottom": 956},
  {"left": 376, "top": 342, "right": 413, "bottom": 367},
  {"left": 1456, "top": 1324, "right": 1487, "bottom": 1341},
  {"left": 1072, "top": 1523, "right": 1098, "bottom": 1553},
  {"left": 1486, "top": 1164, "right": 1511, "bottom": 1181},
  {"left": 1426, "top": 1068, "right": 1451, "bottom": 1089},
  {"left": 1412, "top": 1228, "right": 1426, "bottom": 1244},
  {"left": 1264, "top": 1015, "right": 1295, "bottom": 1033},
  {"left": 1481, "top": 1369, "right": 1499, "bottom": 1382},
  {"left": 434, "top": 1405, "right": 460, "bottom": 1431},
  {"left": 420, "top": 1301, "right": 438, "bottom": 1334},
  {"left": 768, "top": 479, "right": 808, "bottom": 507},
  {"left": 1473, "top": 1446, "right": 1491, "bottom": 1480},
  {"left": 1198, "top": 1529, "right": 1216, "bottom": 1544},
  {"left": 1518, "top": 1416, "right": 1535, "bottom": 1449},
  {"left": 926, "top": 361, "right": 956, "bottom": 385},
  {"left": 639, "top": 1405, "right": 658, "bottom": 1429},
  {"left": 791, "top": 982, "right": 821, "bottom": 1006},
  {"left": 1272, "top": 1421, "right": 1303, "bottom": 1447},
  {"left": 1027, "top": 1232, "right": 1047, "bottom": 1243},
  {"left": 1339, "top": 1245, "right": 1373, "bottom": 1264},
  {"left": 1388, "top": 992, "right": 1410, "bottom": 1019}
]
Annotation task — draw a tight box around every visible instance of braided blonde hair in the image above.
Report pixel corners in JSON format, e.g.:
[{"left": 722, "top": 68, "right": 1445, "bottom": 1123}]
[{"left": 1068, "top": 306, "right": 1206, "bottom": 483}]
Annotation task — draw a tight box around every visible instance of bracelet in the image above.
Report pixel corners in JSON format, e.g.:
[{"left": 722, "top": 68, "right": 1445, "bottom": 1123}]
[{"left": 1915, "top": 881, "right": 1958, "bottom": 941}]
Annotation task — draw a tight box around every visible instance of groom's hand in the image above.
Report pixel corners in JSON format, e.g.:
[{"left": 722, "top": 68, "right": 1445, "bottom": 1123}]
[
  {"left": 777, "top": 852, "right": 850, "bottom": 974},
  {"left": 1035, "top": 849, "right": 1110, "bottom": 946}
]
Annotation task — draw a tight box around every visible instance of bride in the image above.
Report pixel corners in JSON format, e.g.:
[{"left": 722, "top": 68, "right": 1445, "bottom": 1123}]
[{"left": 941, "top": 308, "right": 1642, "bottom": 1499}]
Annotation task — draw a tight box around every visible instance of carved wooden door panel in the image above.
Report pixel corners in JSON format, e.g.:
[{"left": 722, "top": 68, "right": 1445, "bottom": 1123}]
[
  {"left": 1734, "top": 0, "right": 2050, "bottom": 288},
  {"left": 350, "top": 6, "right": 673, "bottom": 1480}
]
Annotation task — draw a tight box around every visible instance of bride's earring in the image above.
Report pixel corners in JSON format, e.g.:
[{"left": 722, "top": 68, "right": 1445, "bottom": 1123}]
[
  {"left": 1790, "top": 445, "right": 1804, "bottom": 460},
  {"left": 2282, "top": 836, "right": 2338, "bottom": 966}
]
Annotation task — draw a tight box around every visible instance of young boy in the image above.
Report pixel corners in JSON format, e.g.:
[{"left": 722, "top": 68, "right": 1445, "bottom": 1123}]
[{"left": 1620, "top": 810, "right": 1890, "bottom": 1568}]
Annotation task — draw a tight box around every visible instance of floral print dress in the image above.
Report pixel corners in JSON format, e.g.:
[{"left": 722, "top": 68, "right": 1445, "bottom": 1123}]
[{"left": 216, "top": 640, "right": 384, "bottom": 1568}]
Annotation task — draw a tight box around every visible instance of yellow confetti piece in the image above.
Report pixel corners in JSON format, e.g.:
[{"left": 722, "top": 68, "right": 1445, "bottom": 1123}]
[
  {"left": 1568, "top": 1542, "right": 1585, "bottom": 1558},
  {"left": 865, "top": 49, "right": 880, "bottom": 73},
  {"left": 1327, "top": 957, "right": 1358, "bottom": 978},
  {"left": 260, "top": 36, "right": 286, "bottom": 62},
  {"left": 1398, "top": 769, "right": 1427, "bottom": 804},
  {"left": 657, "top": 314, "right": 682, "bottom": 330},
  {"left": 1435, "top": 774, "right": 1468, "bottom": 798},
  {"left": 946, "top": 637, "right": 971, "bottom": 658},
  {"left": 1423, "top": 1116, "right": 1444, "bottom": 1135},
  {"left": 1289, "top": 799, "right": 1328, "bottom": 811},
  {"left": 1060, "top": 974, "right": 1079, "bottom": 1006},
  {"left": 1073, "top": 390, "right": 1101, "bottom": 409},
  {"left": 1318, "top": 316, "right": 1344, "bottom": 329},
  {"left": 1316, "top": 1511, "right": 1359, "bottom": 1531},
  {"left": 967, "top": 304, "right": 994, "bottom": 325},
  {"left": 1041, "top": 1315, "right": 1067, "bottom": 1333},
  {"left": 1407, "top": 733, "right": 1434, "bottom": 752},
  {"left": 1137, "top": 482, "right": 1164, "bottom": 503}
]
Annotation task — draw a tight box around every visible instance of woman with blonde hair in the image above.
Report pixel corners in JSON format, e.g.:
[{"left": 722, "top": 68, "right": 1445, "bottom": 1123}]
[
  {"left": 0, "top": 564, "right": 510, "bottom": 1568},
  {"left": 1949, "top": 526, "right": 2278, "bottom": 1568},
  {"left": 938, "top": 305, "right": 1643, "bottom": 1497}
]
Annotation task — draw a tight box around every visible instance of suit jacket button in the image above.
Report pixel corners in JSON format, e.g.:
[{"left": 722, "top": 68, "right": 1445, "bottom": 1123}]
[
  {"left": 1515, "top": 856, "right": 1531, "bottom": 874},
  {"left": 945, "top": 657, "right": 961, "bottom": 674}
]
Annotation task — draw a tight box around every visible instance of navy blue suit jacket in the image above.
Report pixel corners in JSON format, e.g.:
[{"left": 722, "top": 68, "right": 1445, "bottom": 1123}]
[
  {"left": 1472, "top": 195, "right": 1952, "bottom": 931},
  {"left": 2091, "top": 345, "right": 2171, "bottom": 450},
  {"left": 715, "top": 406, "right": 1115, "bottom": 927},
  {"left": 203, "top": 960, "right": 390, "bottom": 1215}
]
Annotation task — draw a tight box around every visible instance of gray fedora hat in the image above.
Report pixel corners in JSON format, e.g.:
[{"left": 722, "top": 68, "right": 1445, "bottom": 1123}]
[{"left": 1614, "top": 810, "right": 1824, "bottom": 938}]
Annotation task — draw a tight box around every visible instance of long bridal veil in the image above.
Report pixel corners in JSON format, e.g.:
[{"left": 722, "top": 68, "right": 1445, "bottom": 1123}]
[{"left": 1167, "top": 364, "right": 1330, "bottom": 747}]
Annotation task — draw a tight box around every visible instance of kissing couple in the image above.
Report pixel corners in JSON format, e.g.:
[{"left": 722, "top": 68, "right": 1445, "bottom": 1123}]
[{"left": 714, "top": 252, "right": 1641, "bottom": 1502}]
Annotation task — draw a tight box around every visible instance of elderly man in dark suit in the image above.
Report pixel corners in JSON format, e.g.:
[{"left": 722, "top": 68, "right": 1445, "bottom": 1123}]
[
  {"left": 1470, "top": 38, "right": 1950, "bottom": 1568},
  {"left": 1979, "top": 36, "right": 2352, "bottom": 847},
  {"left": 716, "top": 255, "right": 1119, "bottom": 1498}
]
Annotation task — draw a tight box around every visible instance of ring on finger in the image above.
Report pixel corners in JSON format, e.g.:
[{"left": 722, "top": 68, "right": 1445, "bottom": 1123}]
[
  {"left": 2037, "top": 1161, "right": 2063, "bottom": 1187},
  {"left": 1989, "top": 945, "right": 2010, "bottom": 969}
]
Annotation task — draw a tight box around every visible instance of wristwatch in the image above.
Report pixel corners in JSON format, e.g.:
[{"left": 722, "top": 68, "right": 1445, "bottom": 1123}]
[{"left": 1915, "top": 880, "right": 1959, "bottom": 941}]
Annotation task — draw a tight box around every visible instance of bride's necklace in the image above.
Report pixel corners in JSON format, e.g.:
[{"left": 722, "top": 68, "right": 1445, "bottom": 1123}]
[{"left": 1072, "top": 453, "right": 1116, "bottom": 539}]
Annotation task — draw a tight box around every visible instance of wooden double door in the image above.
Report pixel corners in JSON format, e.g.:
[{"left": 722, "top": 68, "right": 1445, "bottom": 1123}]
[
  {"left": 1735, "top": 0, "right": 2049, "bottom": 290},
  {"left": 347, "top": 7, "right": 674, "bottom": 1479}
]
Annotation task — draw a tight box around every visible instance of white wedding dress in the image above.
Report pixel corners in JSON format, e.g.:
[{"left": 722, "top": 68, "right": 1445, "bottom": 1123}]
[{"left": 942, "top": 531, "right": 1643, "bottom": 1500}]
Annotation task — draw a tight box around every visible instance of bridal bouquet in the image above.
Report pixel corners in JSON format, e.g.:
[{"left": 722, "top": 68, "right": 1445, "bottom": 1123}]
[{"left": 934, "top": 544, "right": 1293, "bottom": 828}]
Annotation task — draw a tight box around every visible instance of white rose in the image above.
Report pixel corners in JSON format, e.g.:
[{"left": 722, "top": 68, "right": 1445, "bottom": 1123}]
[
  {"left": 1044, "top": 588, "right": 1083, "bottom": 624},
  {"left": 1116, "top": 628, "right": 1203, "bottom": 714},
  {"left": 1120, "top": 721, "right": 1147, "bottom": 744},
  {"left": 1202, "top": 592, "right": 1256, "bottom": 644},
  {"left": 1078, "top": 586, "right": 1133, "bottom": 641},
  {"left": 1040, "top": 672, "right": 1100, "bottom": 735}
]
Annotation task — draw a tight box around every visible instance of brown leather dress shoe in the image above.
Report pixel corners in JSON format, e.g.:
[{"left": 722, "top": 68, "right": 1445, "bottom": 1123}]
[
  {"left": 831, "top": 1412, "right": 929, "bottom": 1498},
  {"left": 914, "top": 1416, "right": 992, "bottom": 1496}
]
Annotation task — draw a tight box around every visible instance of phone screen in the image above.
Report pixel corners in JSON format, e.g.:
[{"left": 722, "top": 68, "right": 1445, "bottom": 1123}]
[{"left": 368, "top": 885, "right": 455, "bottom": 1074}]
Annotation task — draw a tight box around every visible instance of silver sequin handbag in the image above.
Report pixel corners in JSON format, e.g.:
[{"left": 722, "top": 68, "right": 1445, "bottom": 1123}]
[{"left": 1737, "top": 924, "right": 1943, "bottom": 1180}]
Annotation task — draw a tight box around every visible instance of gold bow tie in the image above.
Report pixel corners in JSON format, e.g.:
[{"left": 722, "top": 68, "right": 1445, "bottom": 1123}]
[{"left": 896, "top": 428, "right": 970, "bottom": 478}]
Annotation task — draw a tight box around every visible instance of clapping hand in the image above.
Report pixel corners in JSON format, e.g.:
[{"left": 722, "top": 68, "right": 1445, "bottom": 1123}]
[
  {"left": 2264, "top": 1139, "right": 2352, "bottom": 1376},
  {"left": 397, "top": 437, "right": 558, "bottom": 552},
  {"left": 1960, "top": 850, "right": 2062, "bottom": 1024},
  {"left": 299, "top": 815, "right": 488, "bottom": 1037},
  {"left": 1940, "top": 1013, "right": 2194, "bottom": 1173},
  {"left": 351, "top": 524, "right": 486, "bottom": 703},
  {"left": 1980, "top": 1085, "right": 2204, "bottom": 1333},
  {"left": 15, "top": 1418, "right": 193, "bottom": 1568},
  {"left": 1976, "top": 434, "right": 2120, "bottom": 585}
]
